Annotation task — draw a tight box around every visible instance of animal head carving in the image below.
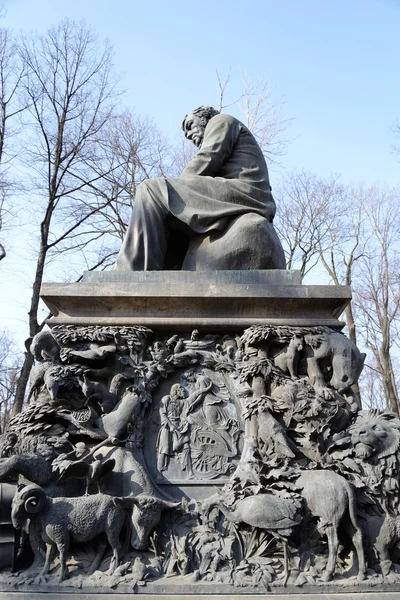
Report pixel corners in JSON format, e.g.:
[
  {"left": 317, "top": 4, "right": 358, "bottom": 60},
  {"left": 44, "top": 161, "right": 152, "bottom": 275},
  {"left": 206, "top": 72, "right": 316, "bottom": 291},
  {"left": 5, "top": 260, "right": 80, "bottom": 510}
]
[
  {"left": 349, "top": 410, "right": 400, "bottom": 461},
  {"left": 130, "top": 495, "right": 180, "bottom": 550},
  {"left": 0, "top": 433, "right": 18, "bottom": 458},
  {"left": 11, "top": 484, "right": 48, "bottom": 529},
  {"left": 330, "top": 346, "right": 366, "bottom": 392}
]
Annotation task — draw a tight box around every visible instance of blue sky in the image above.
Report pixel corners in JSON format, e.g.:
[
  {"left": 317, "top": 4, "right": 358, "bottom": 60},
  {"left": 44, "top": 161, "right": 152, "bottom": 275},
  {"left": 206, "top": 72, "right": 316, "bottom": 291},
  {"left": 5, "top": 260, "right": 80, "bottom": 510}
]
[
  {"left": 3, "top": 0, "right": 399, "bottom": 183},
  {"left": 1, "top": 0, "right": 400, "bottom": 343},
  {"left": 3, "top": 0, "right": 400, "bottom": 185}
]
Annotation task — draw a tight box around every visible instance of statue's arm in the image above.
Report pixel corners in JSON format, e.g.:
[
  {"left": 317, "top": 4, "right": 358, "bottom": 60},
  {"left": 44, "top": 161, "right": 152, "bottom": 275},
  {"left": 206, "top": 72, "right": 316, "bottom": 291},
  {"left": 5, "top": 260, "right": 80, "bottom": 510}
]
[
  {"left": 184, "top": 381, "right": 213, "bottom": 415},
  {"left": 181, "top": 114, "right": 240, "bottom": 178},
  {"left": 160, "top": 396, "right": 171, "bottom": 427}
]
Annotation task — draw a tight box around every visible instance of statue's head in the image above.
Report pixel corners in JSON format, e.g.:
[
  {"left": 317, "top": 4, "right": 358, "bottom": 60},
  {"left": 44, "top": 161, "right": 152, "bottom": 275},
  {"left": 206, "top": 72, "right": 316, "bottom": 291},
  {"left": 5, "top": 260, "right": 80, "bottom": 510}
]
[
  {"left": 170, "top": 383, "right": 187, "bottom": 400},
  {"left": 182, "top": 106, "right": 220, "bottom": 147}
]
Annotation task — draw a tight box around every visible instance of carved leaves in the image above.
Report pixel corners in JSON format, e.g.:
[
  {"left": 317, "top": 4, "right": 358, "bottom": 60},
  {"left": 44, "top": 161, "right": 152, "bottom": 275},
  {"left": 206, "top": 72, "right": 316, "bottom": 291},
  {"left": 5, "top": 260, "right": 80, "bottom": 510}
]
[{"left": 5, "top": 322, "right": 400, "bottom": 590}]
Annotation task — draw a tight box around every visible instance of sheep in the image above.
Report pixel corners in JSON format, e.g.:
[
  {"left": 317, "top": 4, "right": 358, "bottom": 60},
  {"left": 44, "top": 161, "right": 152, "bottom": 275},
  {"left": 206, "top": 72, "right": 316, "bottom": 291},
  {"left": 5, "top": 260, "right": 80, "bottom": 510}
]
[{"left": 11, "top": 484, "right": 132, "bottom": 582}]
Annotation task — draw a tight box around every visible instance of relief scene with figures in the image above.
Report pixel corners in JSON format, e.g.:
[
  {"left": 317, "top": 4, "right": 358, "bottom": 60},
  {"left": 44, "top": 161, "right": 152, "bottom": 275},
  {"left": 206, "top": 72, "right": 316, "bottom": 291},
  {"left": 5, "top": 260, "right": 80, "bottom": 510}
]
[{"left": 0, "top": 321, "right": 399, "bottom": 593}]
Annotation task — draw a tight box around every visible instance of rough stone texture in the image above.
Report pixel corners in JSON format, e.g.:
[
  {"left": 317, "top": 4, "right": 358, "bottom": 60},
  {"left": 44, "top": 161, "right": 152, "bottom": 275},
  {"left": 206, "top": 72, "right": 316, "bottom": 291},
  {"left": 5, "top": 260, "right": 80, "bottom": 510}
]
[
  {"left": 2, "top": 274, "right": 400, "bottom": 595},
  {"left": 0, "top": 593, "right": 400, "bottom": 599},
  {"left": 1, "top": 593, "right": 400, "bottom": 599},
  {"left": 82, "top": 269, "right": 302, "bottom": 285}
]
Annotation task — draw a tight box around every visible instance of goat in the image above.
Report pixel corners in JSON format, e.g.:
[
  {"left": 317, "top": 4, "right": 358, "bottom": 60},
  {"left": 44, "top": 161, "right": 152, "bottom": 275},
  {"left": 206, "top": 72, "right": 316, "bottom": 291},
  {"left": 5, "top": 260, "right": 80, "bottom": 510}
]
[
  {"left": 297, "top": 470, "right": 366, "bottom": 582},
  {"left": 11, "top": 484, "right": 131, "bottom": 582}
]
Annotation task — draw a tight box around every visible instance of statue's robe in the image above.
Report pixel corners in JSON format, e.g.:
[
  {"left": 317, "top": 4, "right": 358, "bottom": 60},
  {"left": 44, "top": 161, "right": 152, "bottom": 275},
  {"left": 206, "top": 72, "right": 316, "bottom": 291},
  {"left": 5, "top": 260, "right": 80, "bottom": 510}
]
[{"left": 114, "top": 113, "right": 276, "bottom": 270}]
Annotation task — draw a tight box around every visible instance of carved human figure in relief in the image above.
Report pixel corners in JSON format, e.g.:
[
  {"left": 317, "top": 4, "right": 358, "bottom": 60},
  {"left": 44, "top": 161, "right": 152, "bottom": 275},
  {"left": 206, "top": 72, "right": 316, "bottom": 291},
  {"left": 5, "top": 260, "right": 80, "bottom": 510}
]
[
  {"left": 157, "top": 384, "right": 191, "bottom": 474},
  {"left": 156, "top": 382, "right": 212, "bottom": 476},
  {"left": 182, "top": 370, "right": 240, "bottom": 478},
  {"left": 114, "top": 106, "right": 285, "bottom": 271}
]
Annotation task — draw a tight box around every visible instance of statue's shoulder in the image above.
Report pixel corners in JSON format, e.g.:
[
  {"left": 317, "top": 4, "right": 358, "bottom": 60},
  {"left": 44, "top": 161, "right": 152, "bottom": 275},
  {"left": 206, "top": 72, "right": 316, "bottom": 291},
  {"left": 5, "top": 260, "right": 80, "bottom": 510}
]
[
  {"left": 210, "top": 113, "right": 239, "bottom": 127},
  {"left": 206, "top": 113, "right": 243, "bottom": 140}
]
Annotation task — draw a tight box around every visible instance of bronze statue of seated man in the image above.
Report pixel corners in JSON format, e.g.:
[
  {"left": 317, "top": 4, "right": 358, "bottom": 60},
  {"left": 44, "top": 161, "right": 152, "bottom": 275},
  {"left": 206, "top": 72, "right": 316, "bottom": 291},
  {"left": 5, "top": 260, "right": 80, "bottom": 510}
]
[{"left": 114, "top": 106, "right": 285, "bottom": 271}]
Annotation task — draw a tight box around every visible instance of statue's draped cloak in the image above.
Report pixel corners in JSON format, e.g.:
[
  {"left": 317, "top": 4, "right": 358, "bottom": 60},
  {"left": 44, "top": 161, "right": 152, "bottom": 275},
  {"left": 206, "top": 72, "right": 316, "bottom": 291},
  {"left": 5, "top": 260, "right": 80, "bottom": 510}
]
[{"left": 115, "top": 113, "right": 276, "bottom": 270}]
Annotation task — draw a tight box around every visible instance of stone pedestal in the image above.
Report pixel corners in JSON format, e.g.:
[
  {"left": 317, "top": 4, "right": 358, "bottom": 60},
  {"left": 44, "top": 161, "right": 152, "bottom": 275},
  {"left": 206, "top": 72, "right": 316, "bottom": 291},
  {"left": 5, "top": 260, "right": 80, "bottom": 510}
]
[
  {"left": 1, "top": 271, "right": 398, "bottom": 598},
  {"left": 40, "top": 270, "right": 350, "bottom": 330}
]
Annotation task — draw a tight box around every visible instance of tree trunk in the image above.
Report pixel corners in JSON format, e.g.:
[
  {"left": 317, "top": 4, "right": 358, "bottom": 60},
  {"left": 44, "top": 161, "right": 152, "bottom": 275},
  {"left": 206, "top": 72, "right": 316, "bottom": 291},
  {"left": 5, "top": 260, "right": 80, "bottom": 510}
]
[
  {"left": 12, "top": 236, "right": 48, "bottom": 414},
  {"left": 345, "top": 302, "right": 362, "bottom": 408},
  {"left": 380, "top": 350, "right": 399, "bottom": 416},
  {"left": 12, "top": 351, "right": 34, "bottom": 416}
]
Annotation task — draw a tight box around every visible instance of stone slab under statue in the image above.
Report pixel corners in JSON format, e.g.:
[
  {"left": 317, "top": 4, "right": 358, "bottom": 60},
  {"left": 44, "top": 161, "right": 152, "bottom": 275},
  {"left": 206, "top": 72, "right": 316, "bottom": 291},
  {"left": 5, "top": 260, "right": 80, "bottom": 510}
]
[{"left": 1, "top": 107, "right": 400, "bottom": 600}]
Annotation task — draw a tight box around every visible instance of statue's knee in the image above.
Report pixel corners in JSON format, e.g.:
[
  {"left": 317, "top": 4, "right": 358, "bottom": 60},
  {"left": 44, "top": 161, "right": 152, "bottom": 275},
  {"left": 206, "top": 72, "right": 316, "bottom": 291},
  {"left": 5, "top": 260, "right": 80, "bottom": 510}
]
[
  {"left": 136, "top": 178, "right": 163, "bottom": 205},
  {"left": 135, "top": 181, "right": 153, "bottom": 205},
  {"left": 139, "top": 177, "right": 163, "bottom": 191}
]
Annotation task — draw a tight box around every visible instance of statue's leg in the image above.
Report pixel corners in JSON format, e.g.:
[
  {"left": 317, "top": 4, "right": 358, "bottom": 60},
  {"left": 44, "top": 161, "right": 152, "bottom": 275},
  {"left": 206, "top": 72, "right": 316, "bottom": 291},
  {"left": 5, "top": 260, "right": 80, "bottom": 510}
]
[
  {"left": 322, "top": 524, "right": 338, "bottom": 581},
  {"left": 114, "top": 178, "right": 169, "bottom": 270}
]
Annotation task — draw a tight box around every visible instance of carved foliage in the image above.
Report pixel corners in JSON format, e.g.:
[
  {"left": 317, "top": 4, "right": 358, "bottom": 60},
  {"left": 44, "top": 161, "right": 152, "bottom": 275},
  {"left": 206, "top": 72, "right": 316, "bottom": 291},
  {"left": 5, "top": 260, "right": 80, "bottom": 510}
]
[{"left": 2, "top": 324, "right": 400, "bottom": 591}]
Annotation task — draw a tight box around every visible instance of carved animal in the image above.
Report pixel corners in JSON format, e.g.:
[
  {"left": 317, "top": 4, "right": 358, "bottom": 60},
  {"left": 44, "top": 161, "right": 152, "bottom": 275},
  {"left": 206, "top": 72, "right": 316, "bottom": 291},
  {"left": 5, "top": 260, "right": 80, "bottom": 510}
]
[
  {"left": 303, "top": 330, "right": 366, "bottom": 396},
  {"left": 257, "top": 409, "right": 296, "bottom": 459},
  {"left": 346, "top": 411, "right": 400, "bottom": 515},
  {"left": 129, "top": 495, "right": 180, "bottom": 550},
  {"left": 29, "top": 362, "right": 83, "bottom": 402},
  {"left": 28, "top": 361, "right": 51, "bottom": 400},
  {"left": 29, "top": 330, "right": 60, "bottom": 362},
  {"left": 97, "top": 386, "right": 143, "bottom": 440},
  {"left": 361, "top": 513, "right": 400, "bottom": 576},
  {"left": 79, "top": 374, "right": 117, "bottom": 413},
  {"left": 274, "top": 335, "right": 303, "bottom": 379},
  {"left": 349, "top": 410, "right": 400, "bottom": 461},
  {"left": 0, "top": 434, "right": 63, "bottom": 489},
  {"left": 58, "top": 457, "right": 116, "bottom": 495},
  {"left": 211, "top": 493, "right": 302, "bottom": 585},
  {"left": 11, "top": 485, "right": 132, "bottom": 582},
  {"left": 0, "top": 453, "right": 54, "bottom": 487},
  {"left": 95, "top": 442, "right": 180, "bottom": 551},
  {"left": 74, "top": 386, "right": 147, "bottom": 457},
  {"left": 297, "top": 470, "right": 366, "bottom": 582},
  {"left": 70, "top": 342, "right": 117, "bottom": 361},
  {"left": 0, "top": 432, "right": 18, "bottom": 457}
]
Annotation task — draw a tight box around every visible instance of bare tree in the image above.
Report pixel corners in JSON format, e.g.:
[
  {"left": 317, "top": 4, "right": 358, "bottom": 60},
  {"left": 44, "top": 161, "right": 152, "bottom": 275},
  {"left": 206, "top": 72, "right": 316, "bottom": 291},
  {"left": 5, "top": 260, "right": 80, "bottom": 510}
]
[
  {"left": 216, "top": 69, "right": 292, "bottom": 161},
  {"left": 0, "top": 330, "right": 22, "bottom": 431},
  {"left": 392, "top": 120, "right": 400, "bottom": 155},
  {"left": 0, "top": 27, "right": 26, "bottom": 262},
  {"left": 352, "top": 185, "right": 400, "bottom": 415},
  {"left": 315, "top": 184, "right": 368, "bottom": 405},
  {"left": 69, "top": 109, "right": 171, "bottom": 273},
  {"left": 0, "top": 28, "right": 25, "bottom": 162},
  {"left": 13, "top": 20, "right": 118, "bottom": 412},
  {"left": 317, "top": 187, "right": 365, "bottom": 342},
  {"left": 169, "top": 136, "right": 196, "bottom": 176},
  {"left": 0, "top": 183, "right": 8, "bottom": 261},
  {"left": 274, "top": 170, "right": 346, "bottom": 280},
  {"left": 276, "top": 175, "right": 400, "bottom": 413},
  {"left": 358, "top": 360, "right": 392, "bottom": 411}
]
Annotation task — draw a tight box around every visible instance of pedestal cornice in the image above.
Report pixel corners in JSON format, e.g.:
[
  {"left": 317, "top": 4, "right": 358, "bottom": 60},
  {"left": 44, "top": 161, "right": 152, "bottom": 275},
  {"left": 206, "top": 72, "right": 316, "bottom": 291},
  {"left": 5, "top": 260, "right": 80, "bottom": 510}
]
[{"left": 40, "top": 270, "right": 350, "bottom": 330}]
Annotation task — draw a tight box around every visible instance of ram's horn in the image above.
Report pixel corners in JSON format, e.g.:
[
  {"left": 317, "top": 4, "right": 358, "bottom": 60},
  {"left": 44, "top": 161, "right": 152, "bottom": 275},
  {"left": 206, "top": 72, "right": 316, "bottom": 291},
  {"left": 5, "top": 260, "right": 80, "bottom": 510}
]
[{"left": 20, "top": 485, "right": 47, "bottom": 514}]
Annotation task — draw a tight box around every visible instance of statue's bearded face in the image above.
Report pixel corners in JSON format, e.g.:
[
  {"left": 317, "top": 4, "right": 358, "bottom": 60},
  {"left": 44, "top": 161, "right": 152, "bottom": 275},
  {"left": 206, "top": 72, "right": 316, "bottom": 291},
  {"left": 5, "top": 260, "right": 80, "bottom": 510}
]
[{"left": 183, "top": 113, "right": 205, "bottom": 148}]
